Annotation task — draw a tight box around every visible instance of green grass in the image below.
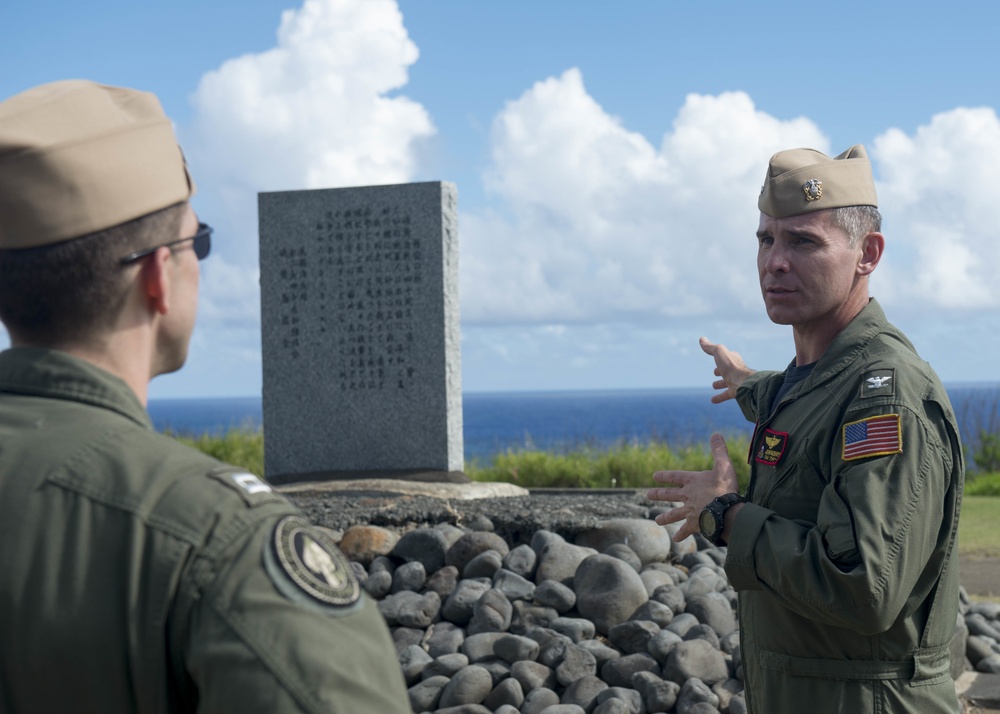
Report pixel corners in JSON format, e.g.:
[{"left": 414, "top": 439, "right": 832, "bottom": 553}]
[
  {"left": 173, "top": 429, "right": 265, "bottom": 478},
  {"left": 171, "top": 428, "right": 999, "bottom": 558},
  {"left": 958, "top": 495, "right": 1000, "bottom": 557}
]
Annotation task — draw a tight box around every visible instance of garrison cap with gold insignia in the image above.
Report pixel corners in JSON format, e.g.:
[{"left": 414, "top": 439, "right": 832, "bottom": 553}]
[
  {"left": 758, "top": 144, "right": 877, "bottom": 218},
  {"left": 264, "top": 515, "right": 362, "bottom": 614},
  {"left": 0, "top": 79, "right": 195, "bottom": 249}
]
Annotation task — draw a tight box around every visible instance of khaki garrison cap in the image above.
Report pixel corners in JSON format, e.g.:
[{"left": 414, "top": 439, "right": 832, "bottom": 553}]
[
  {"left": 758, "top": 144, "right": 877, "bottom": 218},
  {"left": 0, "top": 79, "right": 194, "bottom": 249}
]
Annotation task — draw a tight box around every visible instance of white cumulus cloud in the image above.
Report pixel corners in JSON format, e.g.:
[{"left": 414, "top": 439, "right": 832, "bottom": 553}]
[
  {"left": 872, "top": 107, "right": 1000, "bottom": 311},
  {"left": 462, "top": 68, "right": 828, "bottom": 326}
]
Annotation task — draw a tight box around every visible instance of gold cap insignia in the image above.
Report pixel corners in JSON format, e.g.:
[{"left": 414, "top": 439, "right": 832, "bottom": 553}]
[{"left": 802, "top": 179, "right": 823, "bottom": 202}]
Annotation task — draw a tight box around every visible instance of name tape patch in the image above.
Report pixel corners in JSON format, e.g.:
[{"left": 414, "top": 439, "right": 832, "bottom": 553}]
[
  {"left": 755, "top": 428, "right": 789, "bottom": 466},
  {"left": 842, "top": 413, "right": 902, "bottom": 461}
]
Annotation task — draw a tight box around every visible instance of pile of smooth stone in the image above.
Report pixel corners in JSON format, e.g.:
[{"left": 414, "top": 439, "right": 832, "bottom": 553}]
[
  {"left": 322, "top": 496, "right": 987, "bottom": 714},
  {"left": 335, "top": 512, "right": 747, "bottom": 714}
]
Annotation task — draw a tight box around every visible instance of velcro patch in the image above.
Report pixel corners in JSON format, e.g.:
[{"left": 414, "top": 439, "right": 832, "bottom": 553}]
[
  {"left": 209, "top": 469, "right": 282, "bottom": 506},
  {"left": 842, "top": 413, "right": 902, "bottom": 461},
  {"left": 264, "top": 515, "right": 361, "bottom": 612},
  {"left": 861, "top": 368, "right": 895, "bottom": 398},
  {"left": 755, "top": 428, "right": 789, "bottom": 466}
]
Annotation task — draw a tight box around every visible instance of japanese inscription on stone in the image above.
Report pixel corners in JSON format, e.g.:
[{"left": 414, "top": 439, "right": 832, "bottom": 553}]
[{"left": 259, "top": 182, "right": 462, "bottom": 480}]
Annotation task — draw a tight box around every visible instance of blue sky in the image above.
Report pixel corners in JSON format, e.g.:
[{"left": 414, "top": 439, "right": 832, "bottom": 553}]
[{"left": 2, "top": 0, "right": 999, "bottom": 398}]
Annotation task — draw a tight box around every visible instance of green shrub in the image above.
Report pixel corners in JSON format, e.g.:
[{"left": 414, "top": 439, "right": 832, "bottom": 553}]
[
  {"left": 466, "top": 435, "right": 751, "bottom": 492},
  {"left": 173, "top": 429, "right": 265, "bottom": 477},
  {"left": 966, "top": 472, "right": 1000, "bottom": 497}
]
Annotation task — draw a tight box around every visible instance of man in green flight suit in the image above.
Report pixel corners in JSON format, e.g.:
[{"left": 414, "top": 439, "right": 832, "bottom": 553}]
[
  {"left": 647, "top": 145, "right": 964, "bottom": 713},
  {"left": 0, "top": 80, "right": 411, "bottom": 713}
]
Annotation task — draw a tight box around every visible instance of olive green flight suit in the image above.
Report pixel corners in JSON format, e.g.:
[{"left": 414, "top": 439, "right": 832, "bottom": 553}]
[
  {"left": 727, "top": 299, "right": 963, "bottom": 713},
  {"left": 0, "top": 347, "right": 410, "bottom": 713}
]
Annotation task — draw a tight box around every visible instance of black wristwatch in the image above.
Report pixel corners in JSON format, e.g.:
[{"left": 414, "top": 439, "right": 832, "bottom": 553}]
[{"left": 699, "top": 493, "right": 746, "bottom": 546}]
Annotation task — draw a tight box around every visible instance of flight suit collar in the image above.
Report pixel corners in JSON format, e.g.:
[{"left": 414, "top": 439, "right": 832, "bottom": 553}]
[
  {"left": 0, "top": 347, "right": 152, "bottom": 428},
  {"left": 769, "top": 298, "right": 893, "bottom": 411}
]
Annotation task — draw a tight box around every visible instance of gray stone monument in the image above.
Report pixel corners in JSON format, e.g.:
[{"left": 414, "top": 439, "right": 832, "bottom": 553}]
[{"left": 258, "top": 181, "right": 462, "bottom": 482}]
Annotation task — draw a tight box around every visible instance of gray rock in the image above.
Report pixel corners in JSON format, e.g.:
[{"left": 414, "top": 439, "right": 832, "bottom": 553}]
[
  {"left": 685, "top": 592, "right": 736, "bottom": 637},
  {"left": 390, "top": 590, "right": 441, "bottom": 628},
  {"left": 504, "top": 543, "right": 538, "bottom": 578},
  {"left": 434, "top": 706, "right": 492, "bottom": 714},
  {"left": 493, "top": 567, "right": 537, "bottom": 601},
  {"left": 495, "top": 706, "right": 521, "bottom": 714},
  {"left": 647, "top": 628, "right": 684, "bottom": 664},
  {"left": 467, "top": 514, "right": 495, "bottom": 532},
  {"left": 479, "top": 659, "right": 512, "bottom": 686},
  {"left": 575, "top": 554, "right": 649, "bottom": 635},
  {"left": 462, "top": 632, "right": 506, "bottom": 663},
  {"left": 425, "top": 564, "right": 459, "bottom": 600},
  {"left": 368, "top": 554, "right": 395, "bottom": 575},
  {"left": 521, "top": 686, "right": 560, "bottom": 714},
  {"left": 977, "top": 653, "right": 1000, "bottom": 673},
  {"left": 392, "top": 626, "right": 424, "bottom": 653},
  {"left": 407, "top": 674, "right": 448, "bottom": 712},
  {"left": 600, "top": 652, "right": 660, "bottom": 688},
  {"left": 422, "top": 652, "right": 470, "bottom": 680},
  {"left": 426, "top": 621, "right": 465, "bottom": 657},
  {"left": 390, "top": 559, "right": 427, "bottom": 593},
  {"left": 633, "top": 670, "right": 680, "bottom": 713},
  {"left": 641, "top": 568, "right": 677, "bottom": 597},
  {"left": 511, "top": 600, "right": 561, "bottom": 633},
  {"left": 729, "top": 693, "right": 748, "bottom": 714},
  {"left": 464, "top": 549, "right": 505, "bottom": 579},
  {"left": 596, "top": 686, "right": 643, "bottom": 714},
  {"left": 511, "top": 660, "right": 558, "bottom": 692},
  {"left": 574, "top": 518, "right": 675, "bottom": 565},
  {"left": 970, "top": 602, "right": 1000, "bottom": 619},
  {"left": 560, "top": 674, "right": 608, "bottom": 710},
  {"left": 438, "top": 664, "right": 493, "bottom": 708},
  {"left": 535, "top": 579, "right": 577, "bottom": 613},
  {"left": 399, "top": 644, "right": 433, "bottom": 686},
  {"left": 531, "top": 529, "right": 566, "bottom": 554},
  {"left": 711, "top": 678, "right": 743, "bottom": 712},
  {"left": 629, "top": 599, "right": 674, "bottom": 627},
  {"left": 536, "top": 539, "right": 599, "bottom": 585},
  {"left": 538, "top": 634, "right": 574, "bottom": 668},
  {"left": 664, "top": 640, "right": 728, "bottom": 687},
  {"left": 392, "top": 527, "right": 448, "bottom": 574},
  {"left": 676, "top": 677, "right": 720, "bottom": 714},
  {"left": 447, "top": 532, "right": 511, "bottom": 572},
  {"left": 468, "top": 588, "right": 513, "bottom": 634},
  {"left": 555, "top": 645, "right": 598, "bottom": 687},
  {"left": 683, "top": 623, "right": 720, "bottom": 650},
  {"left": 968, "top": 634, "right": 994, "bottom": 666},
  {"left": 496, "top": 634, "right": 541, "bottom": 663},
  {"left": 602, "top": 543, "right": 642, "bottom": 572},
  {"left": 593, "top": 698, "right": 632, "bottom": 714},
  {"left": 550, "top": 617, "right": 597, "bottom": 643},
  {"left": 362, "top": 569, "right": 392, "bottom": 598},
  {"left": 541, "top": 705, "right": 587, "bottom": 714},
  {"left": 484, "top": 677, "right": 525, "bottom": 710},
  {"left": 651, "top": 583, "right": 686, "bottom": 613},
  {"left": 442, "top": 578, "right": 492, "bottom": 625},
  {"left": 577, "top": 639, "right": 621, "bottom": 668},
  {"left": 665, "top": 612, "right": 700, "bottom": 638},
  {"left": 609, "top": 619, "right": 661, "bottom": 655}
]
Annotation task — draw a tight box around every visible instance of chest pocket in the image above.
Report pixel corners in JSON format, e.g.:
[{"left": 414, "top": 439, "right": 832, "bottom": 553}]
[{"left": 751, "top": 435, "right": 826, "bottom": 523}]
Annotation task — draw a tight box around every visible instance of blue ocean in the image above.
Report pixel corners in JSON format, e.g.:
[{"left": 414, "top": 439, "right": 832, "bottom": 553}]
[{"left": 148, "top": 385, "right": 1000, "bottom": 463}]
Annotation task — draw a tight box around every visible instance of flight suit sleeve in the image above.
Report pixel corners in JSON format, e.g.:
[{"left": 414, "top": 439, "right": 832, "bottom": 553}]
[
  {"left": 180, "top": 506, "right": 410, "bottom": 714},
  {"left": 735, "top": 370, "right": 781, "bottom": 423},
  {"left": 725, "top": 399, "right": 961, "bottom": 636}
]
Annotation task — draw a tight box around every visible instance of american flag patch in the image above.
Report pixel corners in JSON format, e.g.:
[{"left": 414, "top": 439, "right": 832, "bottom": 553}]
[{"left": 842, "top": 414, "right": 902, "bottom": 461}]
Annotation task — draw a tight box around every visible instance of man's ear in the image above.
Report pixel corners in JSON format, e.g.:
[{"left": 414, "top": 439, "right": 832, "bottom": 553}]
[
  {"left": 140, "top": 247, "right": 172, "bottom": 316},
  {"left": 857, "top": 232, "right": 884, "bottom": 276}
]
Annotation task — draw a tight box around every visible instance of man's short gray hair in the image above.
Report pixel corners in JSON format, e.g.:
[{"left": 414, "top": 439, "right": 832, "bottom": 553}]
[{"left": 830, "top": 205, "right": 882, "bottom": 247}]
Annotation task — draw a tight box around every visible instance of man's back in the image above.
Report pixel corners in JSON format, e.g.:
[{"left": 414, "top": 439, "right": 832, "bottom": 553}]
[{"left": 0, "top": 348, "right": 410, "bottom": 713}]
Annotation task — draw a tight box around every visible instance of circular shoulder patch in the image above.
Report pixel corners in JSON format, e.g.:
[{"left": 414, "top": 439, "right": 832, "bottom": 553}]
[{"left": 266, "top": 515, "right": 361, "bottom": 609}]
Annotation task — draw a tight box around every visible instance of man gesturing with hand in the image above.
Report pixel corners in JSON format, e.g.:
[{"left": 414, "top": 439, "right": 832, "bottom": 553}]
[{"left": 647, "top": 146, "right": 964, "bottom": 714}]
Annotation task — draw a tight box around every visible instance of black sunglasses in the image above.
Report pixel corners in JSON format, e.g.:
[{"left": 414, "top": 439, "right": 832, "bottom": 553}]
[{"left": 119, "top": 223, "right": 213, "bottom": 266}]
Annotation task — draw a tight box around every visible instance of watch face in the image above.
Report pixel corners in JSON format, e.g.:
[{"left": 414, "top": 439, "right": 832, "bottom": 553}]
[{"left": 699, "top": 508, "right": 717, "bottom": 537}]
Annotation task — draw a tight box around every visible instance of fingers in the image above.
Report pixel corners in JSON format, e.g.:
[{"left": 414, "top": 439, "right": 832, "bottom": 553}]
[
  {"left": 699, "top": 336, "right": 718, "bottom": 356},
  {"left": 710, "top": 433, "right": 729, "bottom": 459}
]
